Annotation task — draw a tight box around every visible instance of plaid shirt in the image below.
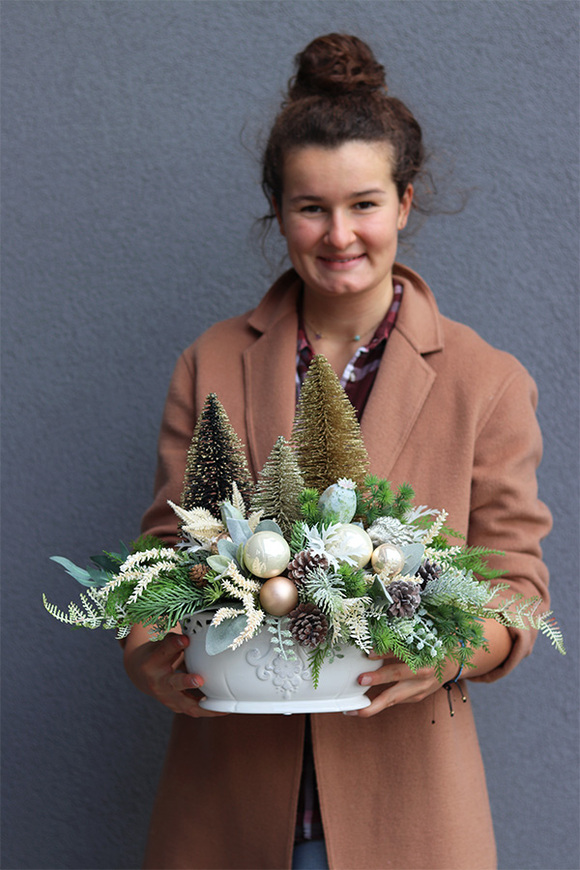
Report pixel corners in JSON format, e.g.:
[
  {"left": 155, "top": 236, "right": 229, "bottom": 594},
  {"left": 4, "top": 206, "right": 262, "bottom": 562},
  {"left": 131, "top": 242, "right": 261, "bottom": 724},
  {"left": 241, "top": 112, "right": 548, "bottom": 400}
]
[
  {"left": 294, "top": 282, "right": 403, "bottom": 843},
  {"left": 296, "top": 283, "right": 403, "bottom": 420}
]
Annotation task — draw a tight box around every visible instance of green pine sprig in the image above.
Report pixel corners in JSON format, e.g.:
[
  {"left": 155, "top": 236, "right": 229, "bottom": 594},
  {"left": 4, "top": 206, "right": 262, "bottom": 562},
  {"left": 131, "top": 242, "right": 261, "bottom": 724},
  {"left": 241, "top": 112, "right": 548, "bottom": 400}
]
[
  {"left": 355, "top": 475, "right": 415, "bottom": 525},
  {"left": 289, "top": 520, "right": 307, "bottom": 556},
  {"left": 125, "top": 568, "right": 206, "bottom": 638},
  {"left": 338, "top": 564, "right": 368, "bottom": 598},
  {"left": 299, "top": 488, "right": 322, "bottom": 524}
]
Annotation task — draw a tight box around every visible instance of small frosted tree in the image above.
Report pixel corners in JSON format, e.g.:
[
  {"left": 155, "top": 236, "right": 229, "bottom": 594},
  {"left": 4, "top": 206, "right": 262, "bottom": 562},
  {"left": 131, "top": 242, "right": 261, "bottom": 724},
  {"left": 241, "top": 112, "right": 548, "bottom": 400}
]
[{"left": 291, "top": 355, "right": 370, "bottom": 493}]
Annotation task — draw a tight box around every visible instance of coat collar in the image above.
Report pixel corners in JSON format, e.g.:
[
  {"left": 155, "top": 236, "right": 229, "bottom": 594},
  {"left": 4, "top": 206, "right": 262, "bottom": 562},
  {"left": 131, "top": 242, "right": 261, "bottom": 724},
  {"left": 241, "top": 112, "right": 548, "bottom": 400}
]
[{"left": 242, "top": 265, "right": 444, "bottom": 479}]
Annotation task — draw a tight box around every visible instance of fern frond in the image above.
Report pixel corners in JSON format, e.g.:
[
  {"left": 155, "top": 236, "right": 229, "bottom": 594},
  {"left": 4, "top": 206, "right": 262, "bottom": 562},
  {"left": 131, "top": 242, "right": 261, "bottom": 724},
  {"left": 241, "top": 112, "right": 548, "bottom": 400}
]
[
  {"left": 538, "top": 615, "right": 566, "bottom": 654},
  {"left": 487, "top": 594, "right": 566, "bottom": 654},
  {"left": 265, "top": 616, "right": 297, "bottom": 660},
  {"left": 43, "top": 588, "right": 110, "bottom": 630}
]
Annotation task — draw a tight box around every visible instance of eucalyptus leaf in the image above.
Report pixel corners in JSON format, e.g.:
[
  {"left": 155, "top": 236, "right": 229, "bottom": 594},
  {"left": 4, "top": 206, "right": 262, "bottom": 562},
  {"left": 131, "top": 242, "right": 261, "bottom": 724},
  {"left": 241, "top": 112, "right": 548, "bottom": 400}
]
[
  {"left": 49, "top": 556, "right": 100, "bottom": 587},
  {"left": 220, "top": 501, "right": 244, "bottom": 523},
  {"left": 217, "top": 538, "right": 239, "bottom": 563},
  {"left": 225, "top": 517, "right": 253, "bottom": 547},
  {"left": 90, "top": 553, "right": 121, "bottom": 573},
  {"left": 205, "top": 613, "right": 248, "bottom": 655},
  {"left": 85, "top": 565, "right": 111, "bottom": 586},
  {"left": 119, "top": 542, "right": 131, "bottom": 560},
  {"left": 369, "top": 575, "right": 391, "bottom": 605},
  {"left": 254, "top": 519, "right": 283, "bottom": 536},
  {"left": 206, "top": 555, "right": 231, "bottom": 573},
  {"left": 401, "top": 543, "right": 425, "bottom": 577}
]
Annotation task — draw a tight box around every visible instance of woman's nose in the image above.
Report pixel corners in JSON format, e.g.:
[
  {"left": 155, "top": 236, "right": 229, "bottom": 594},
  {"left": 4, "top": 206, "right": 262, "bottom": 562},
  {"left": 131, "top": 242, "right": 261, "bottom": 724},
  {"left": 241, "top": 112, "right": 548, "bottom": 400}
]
[{"left": 324, "top": 211, "right": 355, "bottom": 249}]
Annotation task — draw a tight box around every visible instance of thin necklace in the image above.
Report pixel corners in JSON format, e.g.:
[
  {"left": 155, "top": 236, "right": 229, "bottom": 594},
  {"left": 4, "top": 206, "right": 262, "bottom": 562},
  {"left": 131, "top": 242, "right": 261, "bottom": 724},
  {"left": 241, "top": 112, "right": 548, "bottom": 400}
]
[{"left": 304, "top": 318, "right": 372, "bottom": 343}]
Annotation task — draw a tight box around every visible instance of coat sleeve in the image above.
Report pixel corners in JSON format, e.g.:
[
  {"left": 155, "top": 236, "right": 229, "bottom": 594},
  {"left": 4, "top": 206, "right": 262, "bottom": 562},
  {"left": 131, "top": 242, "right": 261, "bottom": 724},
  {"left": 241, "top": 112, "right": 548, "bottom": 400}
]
[
  {"left": 467, "top": 366, "right": 552, "bottom": 681},
  {"left": 140, "top": 351, "right": 198, "bottom": 545}
]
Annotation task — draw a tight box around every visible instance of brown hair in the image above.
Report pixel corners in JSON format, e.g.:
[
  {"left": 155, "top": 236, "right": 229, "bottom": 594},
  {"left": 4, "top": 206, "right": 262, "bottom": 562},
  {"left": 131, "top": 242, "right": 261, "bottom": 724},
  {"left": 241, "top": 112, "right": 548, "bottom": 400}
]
[{"left": 261, "top": 34, "right": 425, "bottom": 221}]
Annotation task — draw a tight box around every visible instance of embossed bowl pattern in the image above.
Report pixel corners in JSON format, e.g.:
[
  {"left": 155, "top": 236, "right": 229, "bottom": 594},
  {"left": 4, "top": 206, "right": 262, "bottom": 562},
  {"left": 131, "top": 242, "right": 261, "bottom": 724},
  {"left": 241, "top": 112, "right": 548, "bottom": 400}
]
[{"left": 181, "top": 611, "right": 383, "bottom": 714}]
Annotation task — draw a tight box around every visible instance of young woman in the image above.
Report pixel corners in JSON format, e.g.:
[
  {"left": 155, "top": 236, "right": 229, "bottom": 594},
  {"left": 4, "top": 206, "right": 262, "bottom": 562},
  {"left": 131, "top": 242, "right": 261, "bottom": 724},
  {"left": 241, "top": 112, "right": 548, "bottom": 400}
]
[{"left": 123, "top": 34, "right": 551, "bottom": 870}]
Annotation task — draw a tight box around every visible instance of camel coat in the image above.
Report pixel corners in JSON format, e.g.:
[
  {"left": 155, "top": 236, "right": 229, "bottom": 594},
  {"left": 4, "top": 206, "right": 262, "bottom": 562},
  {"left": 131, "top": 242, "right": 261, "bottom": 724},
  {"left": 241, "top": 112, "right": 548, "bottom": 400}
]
[{"left": 140, "top": 265, "right": 551, "bottom": 870}]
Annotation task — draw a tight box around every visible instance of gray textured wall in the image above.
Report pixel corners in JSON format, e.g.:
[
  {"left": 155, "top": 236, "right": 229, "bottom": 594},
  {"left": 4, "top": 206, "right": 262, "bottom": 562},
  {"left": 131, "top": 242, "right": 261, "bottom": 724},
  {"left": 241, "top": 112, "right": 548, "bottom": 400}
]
[{"left": 2, "top": 2, "right": 578, "bottom": 868}]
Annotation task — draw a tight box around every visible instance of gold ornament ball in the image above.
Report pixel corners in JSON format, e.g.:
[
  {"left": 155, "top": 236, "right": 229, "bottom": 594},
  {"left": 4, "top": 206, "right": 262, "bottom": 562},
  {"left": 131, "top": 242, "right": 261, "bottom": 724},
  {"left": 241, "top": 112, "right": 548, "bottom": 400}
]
[
  {"left": 371, "top": 542, "right": 405, "bottom": 577},
  {"left": 326, "top": 523, "right": 374, "bottom": 568},
  {"left": 243, "top": 530, "right": 291, "bottom": 578},
  {"left": 259, "top": 576, "right": 299, "bottom": 616}
]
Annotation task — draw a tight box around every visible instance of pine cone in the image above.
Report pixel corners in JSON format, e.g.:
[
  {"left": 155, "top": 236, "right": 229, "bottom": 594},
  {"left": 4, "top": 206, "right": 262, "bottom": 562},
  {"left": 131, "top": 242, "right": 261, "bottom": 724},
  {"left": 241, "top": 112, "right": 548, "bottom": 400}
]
[
  {"left": 288, "top": 603, "right": 328, "bottom": 648},
  {"left": 189, "top": 563, "right": 210, "bottom": 588},
  {"left": 287, "top": 550, "right": 330, "bottom": 586},
  {"left": 416, "top": 560, "right": 441, "bottom": 590},
  {"left": 386, "top": 580, "right": 422, "bottom": 618}
]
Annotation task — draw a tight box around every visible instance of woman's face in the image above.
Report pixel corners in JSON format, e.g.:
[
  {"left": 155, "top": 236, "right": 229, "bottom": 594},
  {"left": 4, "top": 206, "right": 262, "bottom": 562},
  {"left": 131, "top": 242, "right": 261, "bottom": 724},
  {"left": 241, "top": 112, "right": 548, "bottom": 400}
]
[{"left": 276, "top": 141, "right": 413, "bottom": 304}]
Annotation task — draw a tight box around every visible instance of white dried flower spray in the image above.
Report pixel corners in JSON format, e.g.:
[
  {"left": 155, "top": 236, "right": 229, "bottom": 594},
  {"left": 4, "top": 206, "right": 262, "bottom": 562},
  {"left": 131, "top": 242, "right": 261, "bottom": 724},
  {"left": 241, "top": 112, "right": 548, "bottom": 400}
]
[
  {"left": 211, "top": 562, "right": 264, "bottom": 649},
  {"left": 421, "top": 509, "right": 448, "bottom": 546}
]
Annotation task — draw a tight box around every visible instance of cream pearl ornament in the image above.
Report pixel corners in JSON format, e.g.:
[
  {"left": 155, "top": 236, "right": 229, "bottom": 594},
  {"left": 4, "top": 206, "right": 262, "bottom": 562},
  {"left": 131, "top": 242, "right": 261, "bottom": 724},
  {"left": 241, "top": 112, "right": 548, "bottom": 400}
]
[
  {"left": 325, "top": 523, "right": 374, "bottom": 569},
  {"left": 371, "top": 542, "right": 405, "bottom": 577},
  {"left": 243, "top": 531, "right": 291, "bottom": 579},
  {"left": 259, "top": 576, "right": 299, "bottom": 616}
]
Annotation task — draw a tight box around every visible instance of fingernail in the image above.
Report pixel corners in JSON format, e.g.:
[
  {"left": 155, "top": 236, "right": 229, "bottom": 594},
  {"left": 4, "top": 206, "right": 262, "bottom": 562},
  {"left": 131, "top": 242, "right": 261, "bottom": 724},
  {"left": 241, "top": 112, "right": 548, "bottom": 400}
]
[
  {"left": 343, "top": 710, "right": 359, "bottom": 716},
  {"left": 360, "top": 675, "right": 372, "bottom": 686},
  {"left": 187, "top": 675, "right": 199, "bottom": 688},
  {"left": 176, "top": 636, "right": 187, "bottom": 648}
]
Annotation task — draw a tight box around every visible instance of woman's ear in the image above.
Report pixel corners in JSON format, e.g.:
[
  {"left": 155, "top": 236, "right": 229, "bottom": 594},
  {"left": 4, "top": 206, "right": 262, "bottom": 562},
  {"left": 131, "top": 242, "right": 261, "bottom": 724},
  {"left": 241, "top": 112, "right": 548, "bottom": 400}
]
[
  {"left": 273, "top": 198, "right": 285, "bottom": 236},
  {"left": 397, "top": 185, "right": 414, "bottom": 231}
]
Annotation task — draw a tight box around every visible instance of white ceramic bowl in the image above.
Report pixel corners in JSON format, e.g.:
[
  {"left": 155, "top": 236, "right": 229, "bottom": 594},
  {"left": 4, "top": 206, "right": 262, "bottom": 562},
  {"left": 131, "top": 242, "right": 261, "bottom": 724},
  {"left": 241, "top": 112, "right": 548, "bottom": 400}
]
[{"left": 181, "top": 611, "right": 382, "bottom": 714}]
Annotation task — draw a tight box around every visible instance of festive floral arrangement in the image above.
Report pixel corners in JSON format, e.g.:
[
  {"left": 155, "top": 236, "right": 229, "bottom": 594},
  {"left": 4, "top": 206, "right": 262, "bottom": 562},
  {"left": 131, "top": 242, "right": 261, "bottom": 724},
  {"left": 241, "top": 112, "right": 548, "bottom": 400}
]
[{"left": 44, "top": 356, "right": 564, "bottom": 686}]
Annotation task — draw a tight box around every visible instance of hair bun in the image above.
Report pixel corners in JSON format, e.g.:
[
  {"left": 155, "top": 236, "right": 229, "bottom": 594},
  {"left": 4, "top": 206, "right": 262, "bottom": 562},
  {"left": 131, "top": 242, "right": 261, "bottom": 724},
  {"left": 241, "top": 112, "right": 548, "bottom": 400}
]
[{"left": 288, "top": 33, "right": 386, "bottom": 100}]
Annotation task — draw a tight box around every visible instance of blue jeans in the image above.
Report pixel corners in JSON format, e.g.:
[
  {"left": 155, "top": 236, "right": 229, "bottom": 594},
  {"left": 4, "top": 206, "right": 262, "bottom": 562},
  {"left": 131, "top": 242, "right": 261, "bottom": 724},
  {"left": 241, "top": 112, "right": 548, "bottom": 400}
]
[{"left": 292, "top": 839, "right": 329, "bottom": 870}]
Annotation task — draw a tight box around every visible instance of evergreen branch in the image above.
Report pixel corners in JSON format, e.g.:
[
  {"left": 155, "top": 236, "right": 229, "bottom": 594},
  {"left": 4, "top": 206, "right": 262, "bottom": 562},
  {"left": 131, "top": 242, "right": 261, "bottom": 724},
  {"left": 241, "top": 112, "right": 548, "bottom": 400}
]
[
  {"left": 338, "top": 563, "right": 368, "bottom": 597},
  {"left": 299, "top": 489, "right": 322, "bottom": 524},
  {"left": 444, "top": 544, "right": 506, "bottom": 579},
  {"left": 289, "top": 520, "right": 307, "bottom": 555},
  {"left": 391, "top": 482, "right": 415, "bottom": 520},
  {"left": 125, "top": 574, "right": 206, "bottom": 637},
  {"left": 300, "top": 567, "right": 345, "bottom": 618}
]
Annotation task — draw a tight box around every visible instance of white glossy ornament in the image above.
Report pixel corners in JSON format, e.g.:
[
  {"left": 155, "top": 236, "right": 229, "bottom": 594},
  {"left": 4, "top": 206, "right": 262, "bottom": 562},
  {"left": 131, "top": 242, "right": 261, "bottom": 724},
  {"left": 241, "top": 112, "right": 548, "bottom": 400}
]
[
  {"left": 243, "top": 531, "right": 291, "bottom": 578},
  {"left": 259, "top": 576, "right": 299, "bottom": 616},
  {"left": 326, "top": 523, "right": 373, "bottom": 568},
  {"left": 371, "top": 542, "right": 405, "bottom": 577}
]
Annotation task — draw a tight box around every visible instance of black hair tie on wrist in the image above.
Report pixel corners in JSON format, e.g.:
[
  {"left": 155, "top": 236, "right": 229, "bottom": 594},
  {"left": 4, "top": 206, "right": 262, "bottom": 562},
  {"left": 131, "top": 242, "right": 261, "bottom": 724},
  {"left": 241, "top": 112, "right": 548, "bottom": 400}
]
[{"left": 442, "top": 640, "right": 468, "bottom": 717}]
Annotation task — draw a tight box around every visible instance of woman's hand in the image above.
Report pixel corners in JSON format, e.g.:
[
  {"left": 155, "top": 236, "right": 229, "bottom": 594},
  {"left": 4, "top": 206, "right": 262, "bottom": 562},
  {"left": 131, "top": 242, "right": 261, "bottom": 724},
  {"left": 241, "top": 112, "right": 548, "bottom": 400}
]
[
  {"left": 346, "top": 653, "right": 458, "bottom": 718},
  {"left": 347, "top": 619, "right": 512, "bottom": 718},
  {"left": 123, "top": 630, "right": 229, "bottom": 719}
]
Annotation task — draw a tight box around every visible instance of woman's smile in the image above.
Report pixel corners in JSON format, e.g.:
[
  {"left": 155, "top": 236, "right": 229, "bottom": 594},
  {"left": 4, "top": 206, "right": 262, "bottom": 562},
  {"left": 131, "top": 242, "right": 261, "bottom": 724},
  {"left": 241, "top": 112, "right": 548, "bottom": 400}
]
[{"left": 318, "top": 253, "right": 366, "bottom": 268}]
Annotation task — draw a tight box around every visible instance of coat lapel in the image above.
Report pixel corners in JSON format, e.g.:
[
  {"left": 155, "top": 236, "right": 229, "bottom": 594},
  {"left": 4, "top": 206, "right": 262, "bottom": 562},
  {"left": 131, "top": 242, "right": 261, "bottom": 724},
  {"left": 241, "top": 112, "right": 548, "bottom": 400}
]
[
  {"left": 361, "top": 266, "right": 444, "bottom": 479},
  {"left": 360, "top": 330, "right": 437, "bottom": 479},
  {"left": 242, "top": 273, "right": 301, "bottom": 477}
]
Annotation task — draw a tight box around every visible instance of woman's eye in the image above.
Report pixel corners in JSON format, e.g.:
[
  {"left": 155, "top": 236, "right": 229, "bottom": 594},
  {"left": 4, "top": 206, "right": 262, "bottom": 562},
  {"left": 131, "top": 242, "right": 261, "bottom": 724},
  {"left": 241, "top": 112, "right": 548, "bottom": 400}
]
[
  {"left": 355, "top": 201, "right": 376, "bottom": 210},
  {"left": 300, "top": 204, "right": 323, "bottom": 214}
]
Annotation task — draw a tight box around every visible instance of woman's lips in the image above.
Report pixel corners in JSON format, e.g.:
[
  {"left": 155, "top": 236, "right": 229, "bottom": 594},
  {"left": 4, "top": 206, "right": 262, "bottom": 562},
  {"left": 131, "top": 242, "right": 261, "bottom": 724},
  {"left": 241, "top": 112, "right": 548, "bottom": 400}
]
[{"left": 317, "top": 253, "right": 366, "bottom": 269}]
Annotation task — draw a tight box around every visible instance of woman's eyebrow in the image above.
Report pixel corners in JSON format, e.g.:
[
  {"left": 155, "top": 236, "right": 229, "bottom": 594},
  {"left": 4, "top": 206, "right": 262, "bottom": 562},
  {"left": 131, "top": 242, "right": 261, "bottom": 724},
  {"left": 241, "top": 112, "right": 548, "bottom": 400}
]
[{"left": 289, "top": 188, "right": 386, "bottom": 204}]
